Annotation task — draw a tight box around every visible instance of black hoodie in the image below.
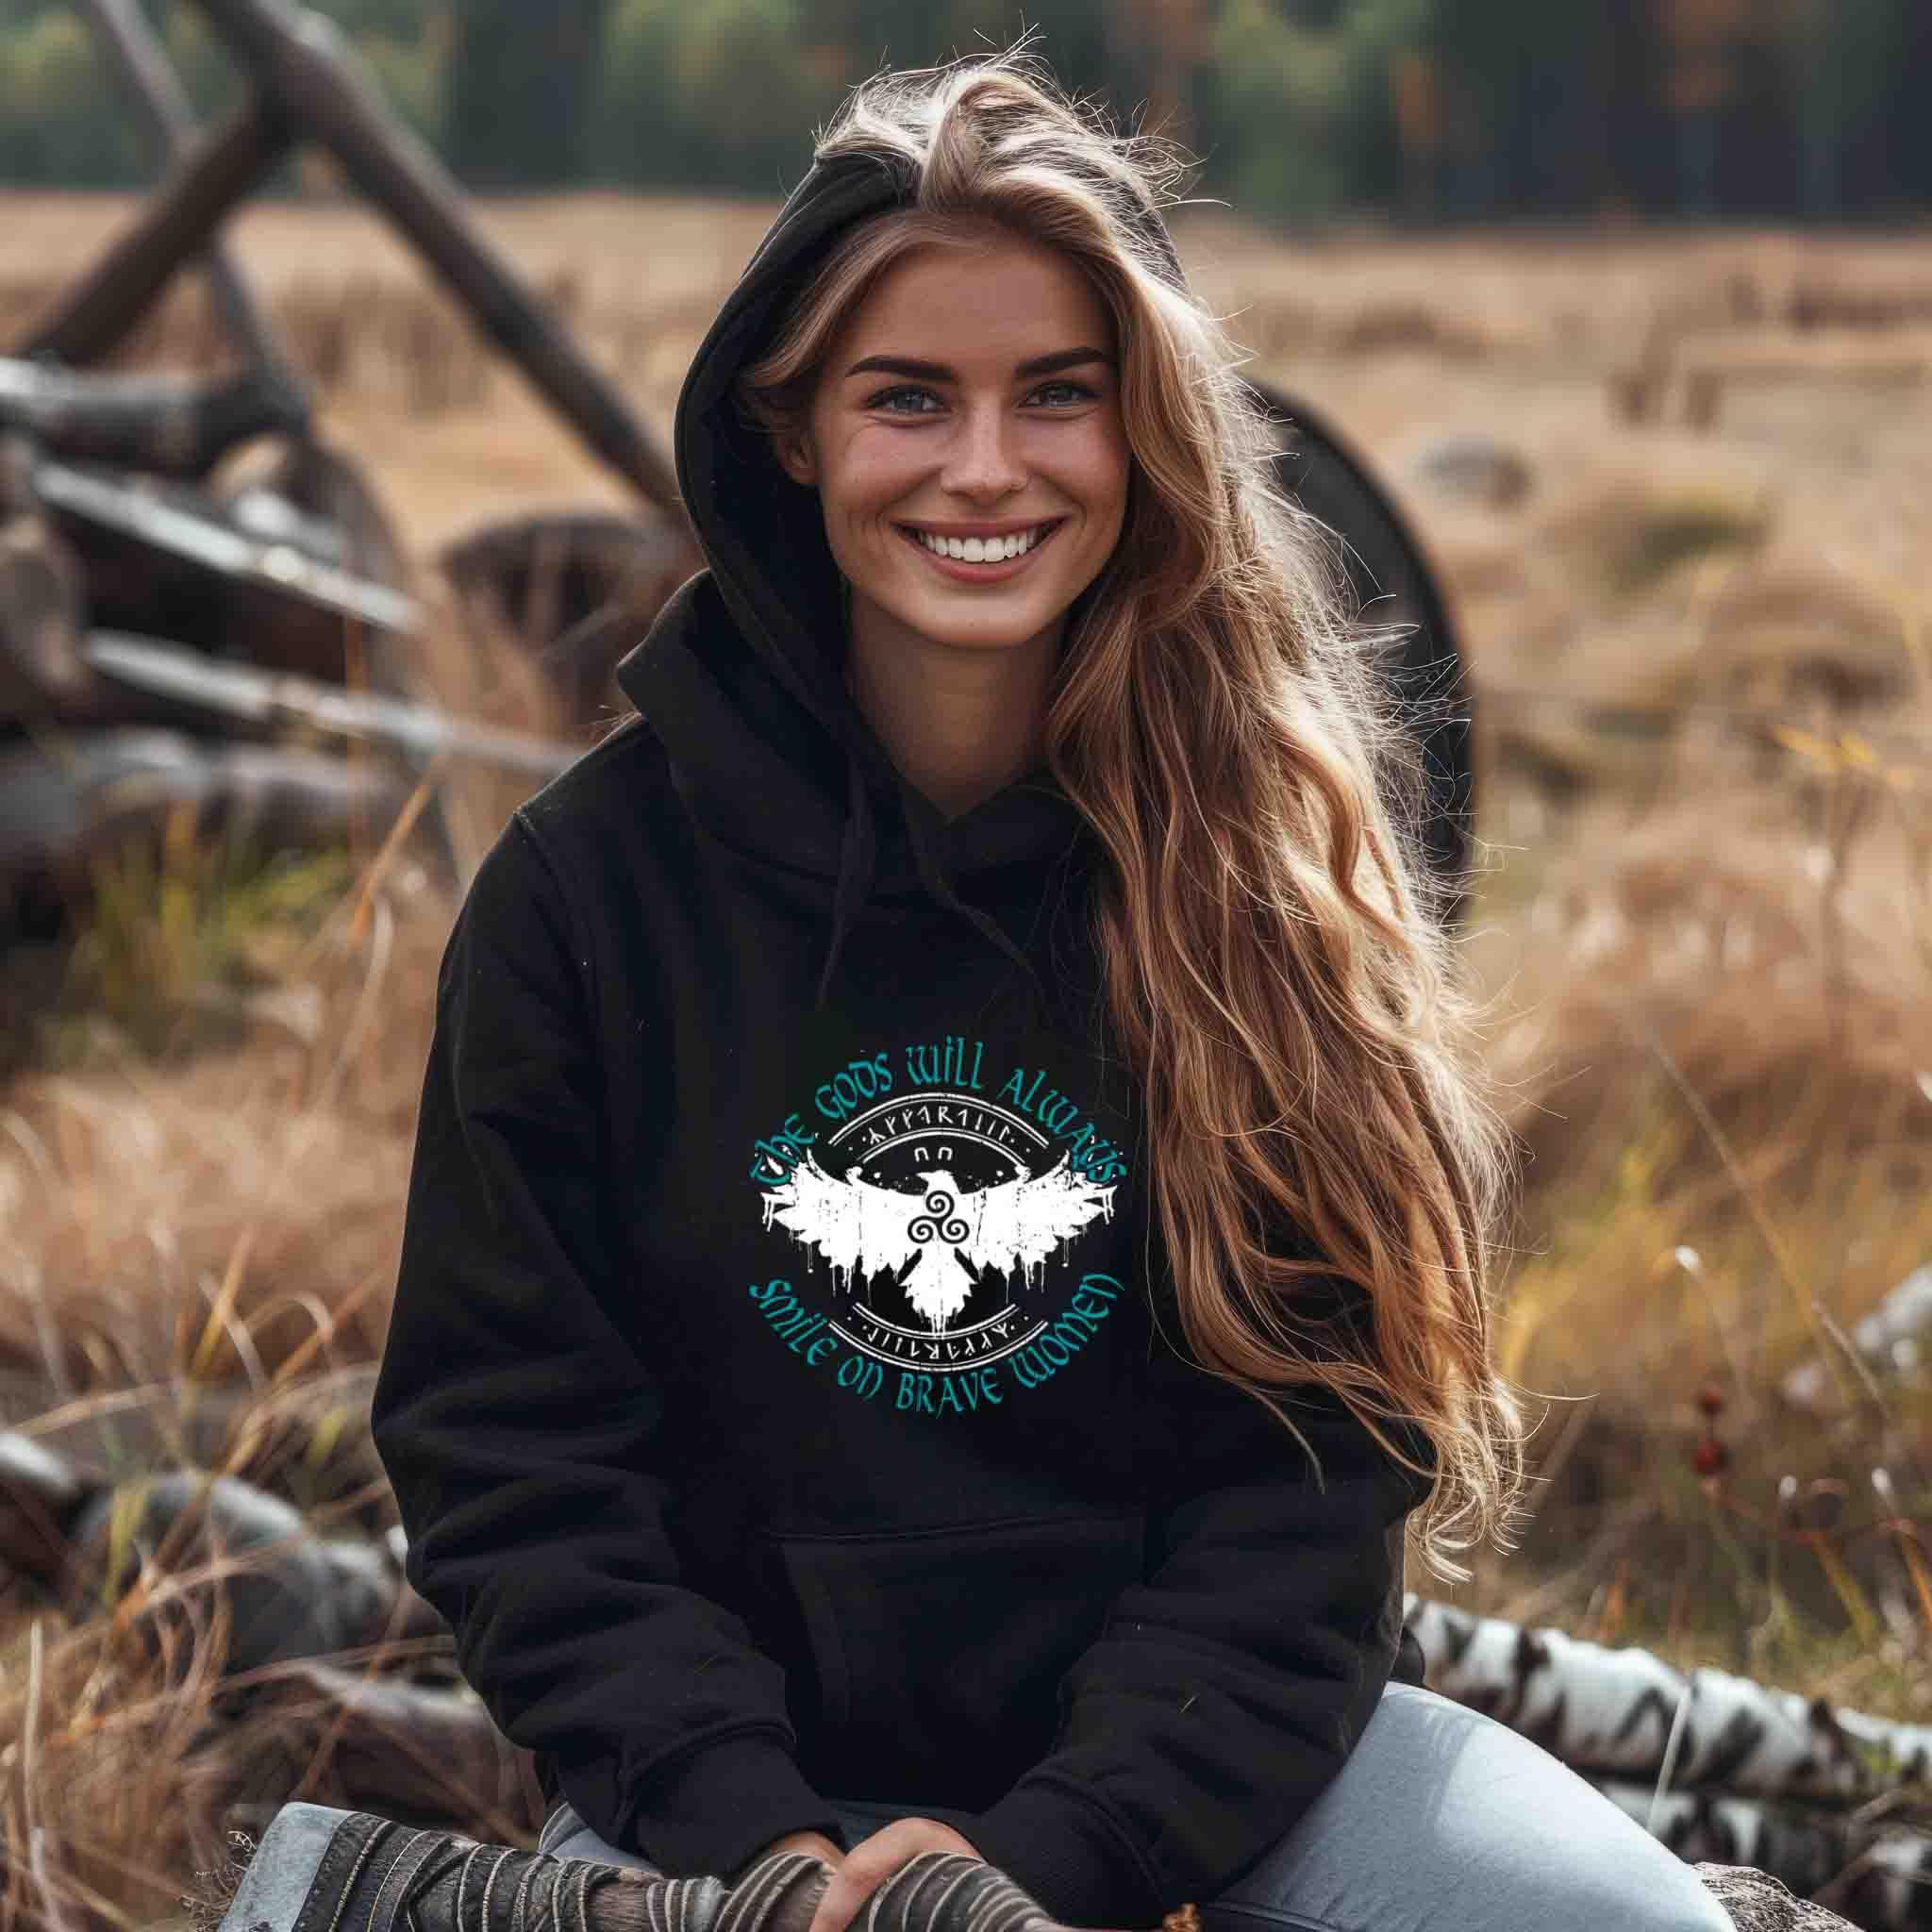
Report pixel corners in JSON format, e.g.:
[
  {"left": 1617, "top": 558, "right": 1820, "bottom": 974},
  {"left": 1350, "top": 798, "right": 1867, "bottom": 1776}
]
[{"left": 369, "top": 149, "right": 1429, "bottom": 1929}]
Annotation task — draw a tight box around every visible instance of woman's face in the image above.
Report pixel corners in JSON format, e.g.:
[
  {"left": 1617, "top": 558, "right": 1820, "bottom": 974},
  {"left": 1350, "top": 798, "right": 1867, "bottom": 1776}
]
[{"left": 777, "top": 230, "right": 1131, "bottom": 662}]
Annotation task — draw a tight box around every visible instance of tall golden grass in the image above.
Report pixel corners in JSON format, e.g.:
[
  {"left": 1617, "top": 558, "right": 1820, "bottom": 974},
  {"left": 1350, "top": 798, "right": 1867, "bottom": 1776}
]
[{"left": 2, "top": 194, "right": 1931, "bottom": 1924}]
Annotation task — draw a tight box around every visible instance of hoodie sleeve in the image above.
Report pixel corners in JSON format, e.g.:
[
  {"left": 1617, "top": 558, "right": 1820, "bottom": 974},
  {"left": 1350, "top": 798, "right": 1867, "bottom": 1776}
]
[
  {"left": 966, "top": 1311, "right": 1430, "bottom": 1930},
  {"left": 369, "top": 811, "right": 843, "bottom": 1876}
]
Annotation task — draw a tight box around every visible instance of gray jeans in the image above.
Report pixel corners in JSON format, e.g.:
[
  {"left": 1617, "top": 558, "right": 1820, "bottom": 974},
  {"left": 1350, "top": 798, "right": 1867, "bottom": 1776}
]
[{"left": 535, "top": 1683, "right": 1732, "bottom": 1931}]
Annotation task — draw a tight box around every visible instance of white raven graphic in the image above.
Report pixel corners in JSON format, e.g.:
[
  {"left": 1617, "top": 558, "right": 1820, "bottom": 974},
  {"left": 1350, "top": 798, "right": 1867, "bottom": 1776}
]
[{"left": 760, "top": 1155, "right": 1115, "bottom": 1332}]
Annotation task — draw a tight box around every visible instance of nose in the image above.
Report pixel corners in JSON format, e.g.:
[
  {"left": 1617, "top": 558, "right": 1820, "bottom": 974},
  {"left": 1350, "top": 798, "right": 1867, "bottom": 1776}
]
[{"left": 939, "top": 400, "right": 1027, "bottom": 502}]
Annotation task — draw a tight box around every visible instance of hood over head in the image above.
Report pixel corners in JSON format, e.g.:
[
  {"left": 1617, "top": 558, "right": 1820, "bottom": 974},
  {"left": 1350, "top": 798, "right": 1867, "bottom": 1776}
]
[{"left": 615, "top": 144, "right": 1174, "bottom": 1011}]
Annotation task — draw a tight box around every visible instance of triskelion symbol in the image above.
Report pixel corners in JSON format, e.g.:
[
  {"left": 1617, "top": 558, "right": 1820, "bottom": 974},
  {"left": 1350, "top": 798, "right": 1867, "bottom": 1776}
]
[
  {"left": 760, "top": 1152, "right": 1114, "bottom": 1333},
  {"left": 909, "top": 1189, "right": 972, "bottom": 1246}
]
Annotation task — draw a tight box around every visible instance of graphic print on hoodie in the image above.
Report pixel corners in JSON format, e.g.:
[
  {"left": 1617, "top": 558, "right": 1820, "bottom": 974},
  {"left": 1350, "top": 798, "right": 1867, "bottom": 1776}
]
[
  {"left": 369, "top": 142, "right": 1432, "bottom": 1932},
  {"left": 748, "top": 1033, "right": 1130, "bottom": 1411}
]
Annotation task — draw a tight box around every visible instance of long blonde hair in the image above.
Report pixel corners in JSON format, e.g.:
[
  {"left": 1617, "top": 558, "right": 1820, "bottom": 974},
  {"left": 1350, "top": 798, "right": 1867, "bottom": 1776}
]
[{"left": 736, "top": 51, "right": 1524, "bottom": 1578}]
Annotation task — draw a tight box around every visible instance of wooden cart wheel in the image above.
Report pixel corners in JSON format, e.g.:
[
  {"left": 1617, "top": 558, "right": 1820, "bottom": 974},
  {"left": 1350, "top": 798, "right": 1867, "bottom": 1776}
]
[{"left": 1248, "top": 377, "right": 1474, "bottom": 928}]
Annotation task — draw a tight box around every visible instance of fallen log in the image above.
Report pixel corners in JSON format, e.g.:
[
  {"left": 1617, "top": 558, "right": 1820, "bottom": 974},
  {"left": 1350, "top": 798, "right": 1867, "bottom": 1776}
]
[
  {"left": 238, "top": 1661, "right": 523, "bottom": 1823},
  {"left": 1403, "top": 1595, "right": 1932, "bottom": 1805},
  {"left": 0, "top": 1426, "right": 443, "bottom": 1673},
  {"left": 0, "top": 726, "right": 411, "bottom": 924},
  {"left": 64, "top": 1468, "right": 416, "bottom": 1669},
  {"left": 32, "top": 457, "right": 418, "bottom": 673},
  {"left": 1594, "top": 1781, "right": 1931, "bottom": 1932},
  {"left": 79, "top": 632, "right": 579, "bottom": 778},
  {"left": 0, "top": 361, "right": 306, "bottom": 480}
]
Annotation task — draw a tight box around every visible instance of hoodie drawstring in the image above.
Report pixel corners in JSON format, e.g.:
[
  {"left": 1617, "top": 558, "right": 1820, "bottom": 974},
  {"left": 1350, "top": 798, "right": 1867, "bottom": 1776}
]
[
  {"left": 812, "top": 751, "right": 1053, "bottom": 1018},
  {"left": 815, "top": 758, "right": 878, "bottom": 1010}
]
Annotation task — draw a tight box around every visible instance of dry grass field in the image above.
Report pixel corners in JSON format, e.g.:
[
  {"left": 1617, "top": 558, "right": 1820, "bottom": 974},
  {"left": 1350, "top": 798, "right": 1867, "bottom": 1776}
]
[{"left": 2, "top": 189, "right": 1931, "bottom": 1924}]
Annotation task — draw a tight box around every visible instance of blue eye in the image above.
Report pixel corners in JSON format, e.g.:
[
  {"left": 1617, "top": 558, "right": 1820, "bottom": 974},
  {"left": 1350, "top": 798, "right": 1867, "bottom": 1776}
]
[
  {"left": 867, "top": 386, "right": 942, "bottom": 414},
  {"left": 1028, "top": 379, "right": 1098, "bottom": 407}
]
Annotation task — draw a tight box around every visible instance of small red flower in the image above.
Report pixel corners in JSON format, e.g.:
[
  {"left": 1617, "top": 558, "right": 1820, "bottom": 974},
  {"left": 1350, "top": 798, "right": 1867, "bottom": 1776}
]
[
  {"left": 1693, "top": 1435, "right": 1729, "bottom": 1478},
  {"left": 1696, "top": 1381, "right": 1725, "bottom": 1421}
]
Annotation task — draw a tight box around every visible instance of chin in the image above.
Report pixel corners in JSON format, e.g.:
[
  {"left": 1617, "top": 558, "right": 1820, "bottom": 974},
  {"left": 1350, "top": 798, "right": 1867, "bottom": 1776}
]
[
  {"left": 893, "top": 603, "right": 1067, "bottom": 653},
  {"left": 879, "top": 567, "right": 1095, "bottom": 651}
]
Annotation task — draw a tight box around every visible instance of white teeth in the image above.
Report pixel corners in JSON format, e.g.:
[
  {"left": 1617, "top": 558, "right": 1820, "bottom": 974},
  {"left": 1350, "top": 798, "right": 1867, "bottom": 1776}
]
[{"left": 912, "top": 524, "right": 1051, "bottom": 561}]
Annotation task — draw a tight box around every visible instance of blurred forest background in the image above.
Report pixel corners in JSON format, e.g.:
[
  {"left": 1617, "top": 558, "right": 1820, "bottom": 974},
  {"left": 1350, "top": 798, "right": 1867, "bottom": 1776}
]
[{"left": 3, "top": 0, "right": 1931, "bottom": 222}]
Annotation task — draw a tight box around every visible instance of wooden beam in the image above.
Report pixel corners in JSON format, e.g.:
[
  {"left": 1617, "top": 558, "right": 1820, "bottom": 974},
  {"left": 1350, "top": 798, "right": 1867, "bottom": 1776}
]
[{"left": 14, "top": 95, "right": 294, "bottom": 369}]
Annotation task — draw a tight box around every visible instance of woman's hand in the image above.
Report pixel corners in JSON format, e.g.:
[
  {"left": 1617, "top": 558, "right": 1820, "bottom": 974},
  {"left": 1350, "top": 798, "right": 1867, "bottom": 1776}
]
[
  {"left": 743, "top": 1828, "right": 847, "bottom": 1874},
  {"left": 803, "top": 1818, "right": 984, "bottom": 1932}
]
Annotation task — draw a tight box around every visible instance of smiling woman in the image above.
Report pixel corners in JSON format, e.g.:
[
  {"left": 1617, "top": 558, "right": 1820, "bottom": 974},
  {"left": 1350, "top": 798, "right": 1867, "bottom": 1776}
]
[
  {"left": 758, "top": 225, "right": 1131, "bottom": 816},
  {"left": 371, "top": 44, "right": 1730, "bottom": 1932}
]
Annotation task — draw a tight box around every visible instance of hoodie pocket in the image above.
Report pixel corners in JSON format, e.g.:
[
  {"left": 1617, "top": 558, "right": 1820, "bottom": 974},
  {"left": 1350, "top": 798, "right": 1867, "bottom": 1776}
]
[{"left": 763, "top": 1512, "right": 1146, "bottom": 1801}]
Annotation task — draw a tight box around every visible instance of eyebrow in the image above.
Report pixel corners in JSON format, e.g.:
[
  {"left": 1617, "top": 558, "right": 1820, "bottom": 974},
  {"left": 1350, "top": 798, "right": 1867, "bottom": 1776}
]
[{"left": 843, "top": 347, "right": 1115, "bottom": 381}]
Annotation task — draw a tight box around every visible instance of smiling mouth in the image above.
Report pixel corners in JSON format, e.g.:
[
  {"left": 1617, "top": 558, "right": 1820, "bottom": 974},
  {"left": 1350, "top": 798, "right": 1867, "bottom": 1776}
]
[{"left": 895, "top": 519, "right": 1065, "bottom": 565}]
